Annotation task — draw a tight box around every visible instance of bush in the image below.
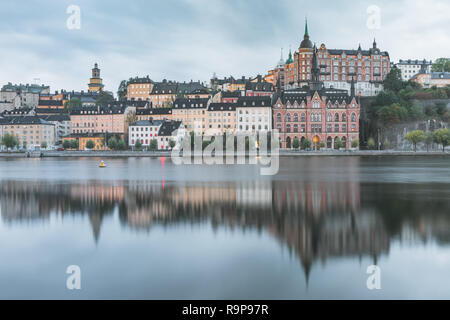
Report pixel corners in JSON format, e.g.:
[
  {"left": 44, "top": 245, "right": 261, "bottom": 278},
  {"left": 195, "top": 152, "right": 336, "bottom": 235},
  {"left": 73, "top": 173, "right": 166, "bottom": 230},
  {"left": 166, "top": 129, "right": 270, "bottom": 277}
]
[
  {"left": 351, "top": 140, "right": 359, "bottom": 148},
  {"left": 292, "top": 137, "right": 300, "bottom": 149},
  {"left": 85, "top": 140, "right": 95, "bottom": 150},
  {"left": 41, "top": 141, "right": 47, "bottom": 150},
  {"left": 405, "top": 130, "right": 425, "bottom": 152},
  {"left": 303, "top": 138, "right": 311, "bottom": 149},
  {"left": 117, "top": 139, "right": 126, "bottom": 150},
  {"left": 63, "top": 140, "right": 71, "bottom": 149},
  {"left": 107, "top": 137, "right": 118, "bottom": 150},
  {"left": 1, "top": 133, "right": 19, "bottom": 150},
  {"left": 70, "top": 140, "right": 79, "bottom": 150},
  {"left": 149, "top": 139, "right": 157, "bottom": 151},
  {"left": 433, "top": 128, "right": 450, "bottom": 152},
  {"left": 135, "top": 139, "right": 142, "bottom": 150},
  {"left": 169, "top": 140, "right": 176, "bottom": 149}
]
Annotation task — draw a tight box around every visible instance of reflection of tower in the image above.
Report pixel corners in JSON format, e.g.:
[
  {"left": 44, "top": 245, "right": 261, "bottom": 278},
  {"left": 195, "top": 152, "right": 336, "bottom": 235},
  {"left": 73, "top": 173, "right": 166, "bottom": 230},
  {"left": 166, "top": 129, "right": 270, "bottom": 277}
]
[
  {"left": 88, "top": 63, "right": 104, "bottom": 92},
  {"left": 89, "top": 213, "right": 103, "bottom": 243}
]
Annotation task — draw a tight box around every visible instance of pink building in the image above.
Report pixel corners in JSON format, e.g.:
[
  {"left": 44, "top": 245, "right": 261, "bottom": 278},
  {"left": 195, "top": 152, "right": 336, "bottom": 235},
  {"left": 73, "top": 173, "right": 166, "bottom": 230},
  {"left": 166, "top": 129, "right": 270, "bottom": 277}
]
[{"left": 70, "top": 105, "right": 129, "bottom": 134}]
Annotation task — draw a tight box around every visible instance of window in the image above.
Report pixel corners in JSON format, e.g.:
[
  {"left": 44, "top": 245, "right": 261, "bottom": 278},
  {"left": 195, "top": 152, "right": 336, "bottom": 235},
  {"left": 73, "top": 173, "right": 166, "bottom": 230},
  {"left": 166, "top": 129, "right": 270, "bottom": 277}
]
[
  {"left": 334, "top": 113, "right": 339, "bottom": 122},
  {"left": 351, "top": 113, "right": 357, "bottom": 122},
  {"left": 342, "top": 113, "right": 347, "bottom": 122},
  {"left": 276, "top": 113, "right": 281, "bottom": 123}
]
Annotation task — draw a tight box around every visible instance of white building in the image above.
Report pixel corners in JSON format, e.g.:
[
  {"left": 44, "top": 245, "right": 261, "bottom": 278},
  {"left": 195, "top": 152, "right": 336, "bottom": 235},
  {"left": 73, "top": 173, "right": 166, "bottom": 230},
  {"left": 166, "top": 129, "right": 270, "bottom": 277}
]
[
  {"left": 236, "top": 96, "right": 272, "bottom": 133},
  {"left": 157, "top": 120, "right": 185, "bottom": 150},
  {"left": 128, "top": 120, "right": 163, "bottom": 147},
  {"left": 395, "top": 59, "right": 433, "bottom": 81},
  {"left": 40, "top": 115, "right": 71, "bottom": 145},
  {"left": 0, "top": 83, "right": 50, "bottom": 112}
]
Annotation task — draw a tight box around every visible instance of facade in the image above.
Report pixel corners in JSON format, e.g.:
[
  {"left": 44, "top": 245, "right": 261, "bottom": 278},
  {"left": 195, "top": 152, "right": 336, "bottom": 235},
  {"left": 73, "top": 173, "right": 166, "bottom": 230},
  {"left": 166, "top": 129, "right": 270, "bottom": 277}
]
[
  {"left": 128, "top": 120, "right": 163, "bottom": 147},
  {"left": 236, "top": 96, "right": 272, "bottom": 134},
  {"left": 63, "top": 134, "right": 106, "bottom": 151},
  {"left": 88, "top": 63, "right": 104, "bottom": 93},
  {"left": 206, "top": 103, "right": 236, "bottom": 135},
  {"left": 126, "top": 76, "right": 153, "bottom": 101},
  {"left": 269, "top": 20, "right": 390, "bottom": 96},
  {"left": 210, "top": 76, "right": 250, "bottom": 92},
  {"left": 0, "top": 83, "right": 50, "bottom": 111},
  {"left": 172, "top": 98, "right": 209, "bottom": 134},
  {"left": 136, "top": 107, "right": 173, "bottom": 121},
  {"left": 70, "top": 104, "right": 130, "bottom": 135},
  {"left": 157, "top": 120, "right": 185, "bottom": 150},
  {"left": 411, "top": 72, "right": 450, "bottom": 88},
  {"left": 149, "top": 80, "right": 178, "bottom": 107},
  {"left": 245, "top": 75, "right": 274, "bottom": 97},
  {"left": 396, "top": 59, "right": 433, "bottom": 81},
  {"left": 272, "top": 82, "right": 360, "bottom": 149},
  {"left": 0, "top": 116, "right": 56, "bottom": 150},
  {"left": 40, "top": 114, "right": 71, "bottom": 144}
]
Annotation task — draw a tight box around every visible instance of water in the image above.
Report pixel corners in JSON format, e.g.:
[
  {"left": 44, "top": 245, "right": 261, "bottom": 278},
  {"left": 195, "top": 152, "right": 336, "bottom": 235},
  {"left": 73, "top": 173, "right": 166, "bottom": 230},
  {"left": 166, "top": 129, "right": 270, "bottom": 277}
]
[{"left": 0, "top": 156, "right": 449, "bottom": 299}]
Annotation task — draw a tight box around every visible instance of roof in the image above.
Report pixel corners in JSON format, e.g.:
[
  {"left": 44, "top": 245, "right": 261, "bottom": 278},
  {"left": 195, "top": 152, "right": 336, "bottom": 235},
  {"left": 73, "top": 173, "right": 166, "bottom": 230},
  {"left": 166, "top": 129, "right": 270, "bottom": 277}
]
[
  {"left": 2, "top": 107, "right": 33, "bottom": 116},
  {"left": 326, "top": 48, "right": 389, "bottom": 57},
  {"left": 40, "top": 114, "right": 70, "bottom": 122},
  {"left": 35, "top": 108, "right": 68, "bottom": 115},
  {"left": 158, "top": 120, "right": 182, "bottom": 136},
  {"left": 127, "top": 76, "right": 153, "bottom": 84},
  {"left": 2, "top": 116, "right": 54, "bottom": 125},
  {"left": 70, "top": 105, "right": 125, "bottom": 115},
  {"left": 1, "top": 83, "right": 50, "bottom": 93},
  {"left": 38, "top": 99, "right": 64, "bottom": 107},
  {"left": 176, "top": 81, "right": 207, "bottom": 94},
  {"left": 221, "top": 91, "right": 241, "bottom": 98},
  {"left": 237, "top": 96, "right": 271, "bottom": 108},
  {"left": 173, "top": 98, "right": 209, "bottom": 109},
  {"left": 151, "top": 80, "right": 178, "bottom": 94},
  {"left": 398, "top": 59, "right": 433, "bottom": 65},
  {"left": 208, "top": 103, "right": 236, "bottom": 111},
  {"left": 274, "top": 86, "right": 355, "bottom": 105},
  {"left": 130, "top": 120, "right": 163, "bottom": 127},
  {"left": 136, "top": 107, "right": 172, "bottom": 115}
]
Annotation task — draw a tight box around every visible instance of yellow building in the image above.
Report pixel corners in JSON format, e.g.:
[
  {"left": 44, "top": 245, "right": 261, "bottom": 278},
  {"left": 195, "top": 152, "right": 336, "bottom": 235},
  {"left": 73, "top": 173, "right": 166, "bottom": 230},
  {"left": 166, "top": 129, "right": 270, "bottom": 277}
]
[
  {"left": 206, "top": 103, "right": 236, "bottom": 135},
  {"left": 63, "top": 134, "right": 106, "bottom": 151},
  {"left": 172, "top": 98, "right": 209, "bottom": 134},
  {"left": 88, "top": 63, "right": 104, "bottom": 93},
  {"left": 126, "top": 76, "right": 153, "bottom": 101}
]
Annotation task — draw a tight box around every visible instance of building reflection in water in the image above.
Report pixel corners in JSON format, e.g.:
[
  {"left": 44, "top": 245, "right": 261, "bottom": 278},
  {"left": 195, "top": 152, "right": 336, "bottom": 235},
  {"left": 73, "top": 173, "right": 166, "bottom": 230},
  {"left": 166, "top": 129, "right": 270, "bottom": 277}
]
[{"left": 1, "top": 179, "right": 449, "bottom": 279}]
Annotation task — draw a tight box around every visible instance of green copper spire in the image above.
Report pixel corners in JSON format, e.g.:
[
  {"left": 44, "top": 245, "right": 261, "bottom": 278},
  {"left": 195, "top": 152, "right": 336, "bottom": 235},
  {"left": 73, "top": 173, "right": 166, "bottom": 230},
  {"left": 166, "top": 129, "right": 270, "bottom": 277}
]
[
  {"left": 304, "top": 17, "right": 309, "bottom": 37},
  {"left": 286, "top": 47, "right": 293, "bottom": 64}
]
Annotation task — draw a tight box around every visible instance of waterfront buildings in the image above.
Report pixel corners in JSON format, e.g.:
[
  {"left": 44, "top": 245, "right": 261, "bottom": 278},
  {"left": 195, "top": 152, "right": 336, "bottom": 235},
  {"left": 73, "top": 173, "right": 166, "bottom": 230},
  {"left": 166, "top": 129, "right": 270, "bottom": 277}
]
[
  {"left": 128, "top": 119, "right": 163, "bottom": 147},
  {"left": 236, "top": 96, "right": 272, "bottom": 134},
  {"left": 70, "top": 104, "right": 131, "bottom": 135},
  {"left": 62, "top": 134, "right": 106, "bottom": 151},
  {"left": 272, "top": 80, "right": 360, "bottom": 149},
  {"left": 206, "top": 103, "right": 236, "bottom": 135},
  {"left": 157, "top": 120, "right": 185, "bottom": 150},
  {"left": 395, "top": 59, "right": 433, "bottom": 81},
  {"left": 0, "top": 116, "right": 56, "bottom": 149},
  {"left": 172, "top": 98, "right": 209, "bottom": 134},
  {"left": 266, "top": 20, "right": 391, "bottom": 96}
]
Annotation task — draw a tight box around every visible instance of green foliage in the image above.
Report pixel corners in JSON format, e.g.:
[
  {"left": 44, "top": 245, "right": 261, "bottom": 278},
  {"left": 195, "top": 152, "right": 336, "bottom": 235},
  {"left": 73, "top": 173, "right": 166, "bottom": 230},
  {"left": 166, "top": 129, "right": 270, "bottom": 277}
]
[
  {"left": 431, "top": 58, "right": 450, "bottom": 72},
  {"left": 433, "top": 128, "right": 450, "bottom": 152},
  {"left": 1, "top": 133, "right": 19, "bottom": 150},
  {"left": 169, "top": 139, "right": 176, "bottom": 149},
  {"left": 351, "top": 139, "right": 359, "bottom": 148},
  {"left": 64, "top": 98, "right": 82, "bottom": 112},
  {"left": 117, "top": 139, "right": 126, "bottom": 150},
  {"left": 368, "top": 137, "right": 376, "bottom": 149},
  {"left": 135, "top": 139, "right": 142, "bottom": 150},
  {"left": 149, "top": 139, "right": 158, "bottom": 151},
  {"left": 95, "top": 91, "right": 115, "bottom": 106},
  {"left": 107, "top": 137, "right": 118, "bottom": 150},
  {"left": 383, "top": 68, "right": 404, "bottom": 92},
  {"left": 40, "top": 141, "right": 47, "bottom": 149},
  {"left": 376, "top": 103, "right": 408, "bottom": 125},
  {"left": 63, "top": 140, "right": 71, "bottom": 149},
  {"left": 319, "top": 141, "right": 325, "bottom": 149},
  {"left": 423, "top": 132, "right": 434, "bottom": 152},
  {"left": 70, "top": 139, "right": 79, "bottom": 150},
  {"left": 85, "top": 139, "right": 95, "bottom": 150},
  {"left": 383, "top": 138, "right": 391, "bottom": 150},
  {"left": 303, "top": 138, "right": 311, "bottom": 149},
  {"left": 334, "top": 137, "right": 343, "bottom": 149},
  {"left": 292, "top": 137, "right": 300, "bottom": 149}
]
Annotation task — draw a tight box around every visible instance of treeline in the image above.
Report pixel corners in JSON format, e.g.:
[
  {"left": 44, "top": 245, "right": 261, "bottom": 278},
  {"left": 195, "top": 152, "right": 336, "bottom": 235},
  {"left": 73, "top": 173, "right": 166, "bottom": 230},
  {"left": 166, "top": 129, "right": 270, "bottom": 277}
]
[{"left": 369, "top": 68, "right": 450, "bottom": 127}]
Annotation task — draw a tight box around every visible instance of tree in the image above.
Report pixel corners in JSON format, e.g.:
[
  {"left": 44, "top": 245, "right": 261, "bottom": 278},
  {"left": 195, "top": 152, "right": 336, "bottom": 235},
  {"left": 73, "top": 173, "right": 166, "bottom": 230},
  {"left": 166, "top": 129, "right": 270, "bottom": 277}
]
[
  {"left": 351, "top": 140, "right": 359, "bottom": 148},
  {"left": 433, "top": 128, "right": 450, "bottom": 152},
  {"left": 319, "top": 141, "right": 325, "bottom": 149},
  {"left": 85, "top": 139, "right": 95, "bottom": 150},
  {"left": 383, "top": 138, "right": 391, "bottom": 150},
  {"left": 40, "top": 141, "right": 47, "bottom": 150},
  {"left": 70, "top": 139, "right": 79, "bottom": 150},
  {"left": 95, "top": 91, "right": 115, "bottom": 106},
  {"left": 431, "top": 58, "right": 450, "bottom": 72},
  {"left": 292, "top": 137, "right": 300, "bottom": 149},
  {"left": 64, "top": 98, "right": 82, "bottom": 112},
  {"left": 303, "top": 138, "right": 312, "bottom": 149},
  {"left": 405, "top": 130, "right": 425, "bottom": 152},
  {"left": 135, "top": 139, "right": 142, "bottom": 150},
  {"left": 376, "top": 103, "right": 408, "bottom": 125},
  {"left": 126, "top": 111, "right": 137, "bottom": 126},
  {"left": 368, "top": 137, "right": 376, "bottom": 149},
  {"left": 117, "top": 139, "right": 126, "bottom": 150},
  {"left": 107, "top": 137, "right": 118, "bottom": 150},
  {"left": 63, "top": 140, "right": 71, "bottom": 149},
  {"left": 149, "top": 139, "right": 158, "bottom": 151},
  {"left": 334, "top": 137, "right": 343, "bottom": 149},
  {"left": 169, "top": 139, "right": 176, "bottom": 149},
  {"left": 424, "top": 132, "right": 434, "bottom": 152},
  {"left": 383, "top": 67, "right": 404, "bottom": 92},
  {"left": 22, "top": 141, "right": 27, "bottom": 150},
  {"left": 1, "top": 133, "right": 19, "bottom": 150}
]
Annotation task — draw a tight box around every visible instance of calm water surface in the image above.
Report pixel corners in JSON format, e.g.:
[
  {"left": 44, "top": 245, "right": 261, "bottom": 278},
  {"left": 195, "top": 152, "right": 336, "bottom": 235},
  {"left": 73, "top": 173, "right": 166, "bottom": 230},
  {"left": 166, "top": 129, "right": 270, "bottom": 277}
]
[{"left": 0, "top": 156, "right": 449, "bottom": 299}]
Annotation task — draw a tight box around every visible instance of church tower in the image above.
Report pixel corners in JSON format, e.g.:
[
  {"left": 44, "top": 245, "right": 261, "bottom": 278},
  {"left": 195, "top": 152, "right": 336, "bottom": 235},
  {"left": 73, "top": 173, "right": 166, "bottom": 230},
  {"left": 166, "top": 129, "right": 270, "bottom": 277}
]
[{"left": 88, "top": 63, "right": 104, "bottom": 92}]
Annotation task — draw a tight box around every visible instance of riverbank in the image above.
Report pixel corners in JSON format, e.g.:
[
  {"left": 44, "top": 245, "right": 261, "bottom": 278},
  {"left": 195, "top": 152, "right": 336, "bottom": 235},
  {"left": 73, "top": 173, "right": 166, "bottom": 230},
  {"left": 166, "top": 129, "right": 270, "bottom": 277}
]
[{"left": 0, "top": 150, "right": 449, "bottom": 158}]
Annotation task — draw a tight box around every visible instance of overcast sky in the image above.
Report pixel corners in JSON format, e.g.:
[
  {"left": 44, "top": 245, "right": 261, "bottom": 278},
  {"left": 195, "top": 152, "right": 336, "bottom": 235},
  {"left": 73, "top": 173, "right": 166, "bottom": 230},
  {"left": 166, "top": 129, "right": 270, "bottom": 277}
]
[{"left": 0, "top": 0, "right": 448, "bottom": 95}]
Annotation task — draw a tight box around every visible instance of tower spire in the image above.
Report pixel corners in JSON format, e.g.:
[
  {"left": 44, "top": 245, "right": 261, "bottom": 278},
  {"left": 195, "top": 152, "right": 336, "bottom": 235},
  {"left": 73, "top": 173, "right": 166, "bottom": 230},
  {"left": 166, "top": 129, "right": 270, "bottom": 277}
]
[{"left": 304, "top": 17, "right": 309, "bottom": 37}]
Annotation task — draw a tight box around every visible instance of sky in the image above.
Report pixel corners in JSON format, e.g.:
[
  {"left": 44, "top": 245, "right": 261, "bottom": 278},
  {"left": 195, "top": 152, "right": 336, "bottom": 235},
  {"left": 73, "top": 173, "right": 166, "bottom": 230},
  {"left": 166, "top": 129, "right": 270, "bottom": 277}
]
[{"left": 0, "top": 0, "right": 449, "bottom": 96}]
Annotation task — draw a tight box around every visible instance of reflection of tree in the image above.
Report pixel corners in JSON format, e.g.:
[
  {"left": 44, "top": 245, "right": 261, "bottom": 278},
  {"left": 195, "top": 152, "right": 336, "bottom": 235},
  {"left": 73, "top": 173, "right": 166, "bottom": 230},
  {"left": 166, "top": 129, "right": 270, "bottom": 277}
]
[{"left": 1, "top": 180, "right": 449, "bottom": 279}]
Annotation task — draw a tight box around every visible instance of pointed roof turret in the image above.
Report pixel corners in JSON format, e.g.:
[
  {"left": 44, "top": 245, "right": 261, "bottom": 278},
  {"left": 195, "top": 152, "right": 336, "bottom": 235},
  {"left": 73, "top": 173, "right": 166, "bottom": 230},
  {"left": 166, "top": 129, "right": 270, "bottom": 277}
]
[
  {"left": 286, "top": 46, "right": 294, "bottom": 64},
  {"left": 358, "top": 43, "right": 362, "bottom": 51},
  {"left": 300, "top": 18, "right": 313, "bottom": 49},
  {"left": 304, "top": 17, "right": 309, "bottom": 37}
]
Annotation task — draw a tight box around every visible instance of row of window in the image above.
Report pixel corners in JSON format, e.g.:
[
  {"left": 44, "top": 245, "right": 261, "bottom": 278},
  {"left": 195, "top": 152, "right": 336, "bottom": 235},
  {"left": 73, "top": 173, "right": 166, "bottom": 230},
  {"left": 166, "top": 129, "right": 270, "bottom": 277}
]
[{"left": 276, "top": 113, "right": 357, "bottom": 122}]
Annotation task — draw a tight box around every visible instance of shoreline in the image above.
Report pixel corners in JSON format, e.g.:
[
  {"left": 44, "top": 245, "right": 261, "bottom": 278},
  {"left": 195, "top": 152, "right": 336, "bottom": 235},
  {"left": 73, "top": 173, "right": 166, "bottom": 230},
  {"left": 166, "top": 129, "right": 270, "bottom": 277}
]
[{"left": 0, "top": 150, "right": 449, "bottom": 158}]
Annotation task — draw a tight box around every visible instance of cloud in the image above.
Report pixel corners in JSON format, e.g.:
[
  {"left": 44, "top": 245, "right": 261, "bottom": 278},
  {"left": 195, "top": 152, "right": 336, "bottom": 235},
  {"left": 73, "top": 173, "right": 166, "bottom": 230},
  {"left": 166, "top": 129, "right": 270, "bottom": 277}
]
[{"left": 0, "top": 0, "right": 448, "bottom": 95}]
